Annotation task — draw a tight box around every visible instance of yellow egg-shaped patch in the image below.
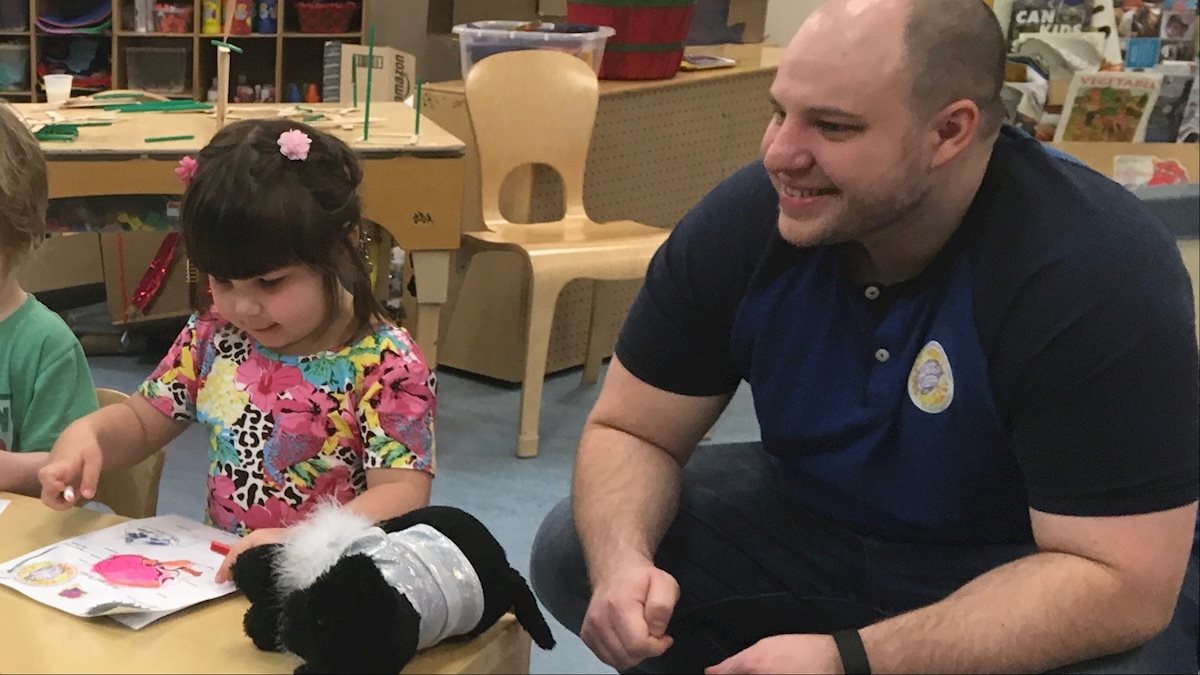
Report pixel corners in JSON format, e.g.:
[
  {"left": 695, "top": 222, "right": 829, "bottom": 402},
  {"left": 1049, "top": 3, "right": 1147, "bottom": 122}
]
[{"left": 908, "top": 340, "right": 954, "bottom": 414}]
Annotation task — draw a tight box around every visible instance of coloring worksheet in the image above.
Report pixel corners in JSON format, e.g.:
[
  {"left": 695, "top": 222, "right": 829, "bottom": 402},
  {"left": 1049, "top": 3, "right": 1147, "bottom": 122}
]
[{"left": 0, "top": 515, "right": 239, "bottom": 629}]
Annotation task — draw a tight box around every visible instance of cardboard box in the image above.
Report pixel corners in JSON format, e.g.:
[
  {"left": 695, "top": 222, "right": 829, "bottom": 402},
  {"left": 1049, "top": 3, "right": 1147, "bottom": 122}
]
[
  {"left": 17, "top": 233, "right": 104, "bottom": 294},
  {"left": 1048, "top": 142, "right": 1200, "bottom": 181},
  {"left": 100, "top": 232, "right": 193, "bottom": 326},
  {"left": 332, "top": 44, "right": 417, "bottom": 103},
  {"left": 727, "top": 0, "right": 768, "bottom": 42},
  {"left": 688, "top": 0, "right": 769, "bottom": 45}
]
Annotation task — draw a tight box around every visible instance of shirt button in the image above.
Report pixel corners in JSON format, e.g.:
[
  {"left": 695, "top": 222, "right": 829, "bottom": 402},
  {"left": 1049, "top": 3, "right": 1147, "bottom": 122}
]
[
  {"left": 875, "top": 348, "right": 890, "bottom": 363},
  {"left": 864, "top": 285, "right": 881, "bottom": 300}
]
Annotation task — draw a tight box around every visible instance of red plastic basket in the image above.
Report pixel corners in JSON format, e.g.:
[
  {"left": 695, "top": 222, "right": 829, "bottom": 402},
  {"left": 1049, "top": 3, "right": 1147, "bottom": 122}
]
[
  {"left": 568, "top": 0, "right": 695, "bottom": 80},
  {"left": 295, "top": 1, "right": 358, "bottom": 34}
]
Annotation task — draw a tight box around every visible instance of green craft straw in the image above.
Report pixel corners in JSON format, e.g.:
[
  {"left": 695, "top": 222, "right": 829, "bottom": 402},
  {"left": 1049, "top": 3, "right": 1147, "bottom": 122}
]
[
  {"left": 363, "top": 25, "right": 375, "bottom": 141},
  {"left": 414, "top": 79, "right": 422, "bottom": 137},
  {"left": 144, "top": 134, "right": 196, "bottom": 143},
  {"left": 104, "top": 101, "right": 213, "bottom": 113},
  {"left": 352, "top": 54, "right": 358, "bottom": 109},
  {"left": 209, "top": 39, "right": 244, "bottom": 54}
]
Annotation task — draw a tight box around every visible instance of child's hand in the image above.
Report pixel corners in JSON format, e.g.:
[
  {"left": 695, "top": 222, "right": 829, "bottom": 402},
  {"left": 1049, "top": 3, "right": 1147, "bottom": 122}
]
[
  {"left": 36, "top": 442, "right": 103, "bottom": 510},
  {"left": 215, "top": 527, "right": 289, "bottom": 584}
]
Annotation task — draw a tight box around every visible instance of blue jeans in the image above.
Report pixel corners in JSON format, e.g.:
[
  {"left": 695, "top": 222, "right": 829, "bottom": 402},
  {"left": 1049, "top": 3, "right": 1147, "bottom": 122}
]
[{"left": 530, "top": 443, "right": 1200, "bottom": 673}]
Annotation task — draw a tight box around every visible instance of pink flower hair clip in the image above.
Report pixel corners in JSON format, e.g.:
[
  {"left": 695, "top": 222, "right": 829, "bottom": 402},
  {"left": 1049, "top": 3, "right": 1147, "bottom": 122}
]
[
  {"left": 277, "top": 129, "right": 312, "bottom": 161},
  {"left": 175, "top": 156, "right": 198, "bottom": 186}
]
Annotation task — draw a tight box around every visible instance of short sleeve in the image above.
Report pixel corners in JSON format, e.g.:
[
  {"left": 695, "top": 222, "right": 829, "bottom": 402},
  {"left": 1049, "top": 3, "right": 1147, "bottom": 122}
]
[
  {"left": 615, "top": 161, "right": 780, "bottom": 396},
  {"left": 357, "top": 330, "right": 436, "bottom": 475},
  {"left": 19, "top": 340, "right": 98, "bottom": 452},
  {"left": 138, "top": 313, "right": 206, "bottom": 421},
  {"left": 994, "top": 234, "right": 1199, "bottom": 517}
]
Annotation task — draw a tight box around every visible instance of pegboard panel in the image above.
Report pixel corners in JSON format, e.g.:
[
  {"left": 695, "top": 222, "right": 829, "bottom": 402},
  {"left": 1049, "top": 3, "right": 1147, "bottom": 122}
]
[
  {"left": 545, "top": 280, "right": 596, "bottom": 372},
  {"left": 544, "top": 279, "right": 642, "bottom": 373},
  {"left": 523, "top": 69, "right": 776, "bottom": 228}
]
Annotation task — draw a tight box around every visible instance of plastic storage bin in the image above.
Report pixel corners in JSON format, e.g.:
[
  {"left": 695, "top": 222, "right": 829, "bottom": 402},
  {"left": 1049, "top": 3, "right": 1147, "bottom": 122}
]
[
  {"left": 125, "top": 45, "right": 190, "bottom": 94},
  {"left": 568, "top": 0, "right": 694, "bottom": 80},
  {"left": 0, "top": 42, "right": 29, "bottom": 91},
  {"left": 451, "top": 21, "right": 615, "bottom": 79}
]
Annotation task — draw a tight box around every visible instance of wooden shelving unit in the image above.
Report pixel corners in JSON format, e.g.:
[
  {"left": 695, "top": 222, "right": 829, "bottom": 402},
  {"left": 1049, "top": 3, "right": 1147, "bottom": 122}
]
[{"left": 0, "top": 0, "right": 367, "bottom": 102}]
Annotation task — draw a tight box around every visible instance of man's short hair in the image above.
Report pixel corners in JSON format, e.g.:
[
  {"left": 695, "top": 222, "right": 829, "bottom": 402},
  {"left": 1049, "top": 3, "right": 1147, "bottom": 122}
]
[
  {"left": 0, "top": 102, "right": 48, "bottom": 268},
  {"left": 903, "top": 0, "right": 1008, "bottom": 137}
]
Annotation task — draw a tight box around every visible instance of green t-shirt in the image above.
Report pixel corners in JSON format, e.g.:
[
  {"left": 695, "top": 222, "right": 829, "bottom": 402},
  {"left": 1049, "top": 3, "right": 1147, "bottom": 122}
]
[{"left": 0, "top": 295, "right": 98, "bottom": 452}]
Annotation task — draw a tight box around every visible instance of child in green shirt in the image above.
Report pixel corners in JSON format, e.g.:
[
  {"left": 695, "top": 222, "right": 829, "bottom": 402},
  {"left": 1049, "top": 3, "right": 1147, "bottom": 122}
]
[{"left": 0, "top": 102, "right": 98, "bottom": 496}]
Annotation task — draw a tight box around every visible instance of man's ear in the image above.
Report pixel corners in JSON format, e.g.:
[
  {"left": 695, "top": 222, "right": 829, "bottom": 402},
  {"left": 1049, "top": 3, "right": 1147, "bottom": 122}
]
[{"left": 928, "top": 99, "right": 982, "bottom": 170}]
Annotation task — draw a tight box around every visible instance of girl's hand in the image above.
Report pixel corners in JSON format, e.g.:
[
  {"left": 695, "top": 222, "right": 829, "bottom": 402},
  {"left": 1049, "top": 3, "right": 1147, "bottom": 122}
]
[
  {"left": 214, "top": 527, "right": 289, "bottom": 584},
  {"left": 37, "top": 439, "right": 103, "bottom": 510}
]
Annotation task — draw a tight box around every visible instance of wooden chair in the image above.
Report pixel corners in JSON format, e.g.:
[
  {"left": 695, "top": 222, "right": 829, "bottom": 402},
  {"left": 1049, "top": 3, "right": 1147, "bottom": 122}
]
[
  {"left": 462, "top": 49, "right": 669, "bottom": 458},
  {"left": 89, "top": 388, "right": 167, "bottom": 518}
]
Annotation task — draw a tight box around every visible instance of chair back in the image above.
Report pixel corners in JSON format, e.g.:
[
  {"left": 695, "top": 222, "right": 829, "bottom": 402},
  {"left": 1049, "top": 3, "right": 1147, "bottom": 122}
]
[
  {"left": 465, "top": 50, "right": 600, "bottom": 232},
  {"left": 91, "top": 388, "right": 167, "bottom": 518}
]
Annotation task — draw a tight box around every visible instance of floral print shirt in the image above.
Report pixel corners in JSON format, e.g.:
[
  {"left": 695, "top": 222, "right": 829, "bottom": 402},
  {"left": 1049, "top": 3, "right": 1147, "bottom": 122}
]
[{"left": 139, "top": 313, "right": 436, "bottom": 535}]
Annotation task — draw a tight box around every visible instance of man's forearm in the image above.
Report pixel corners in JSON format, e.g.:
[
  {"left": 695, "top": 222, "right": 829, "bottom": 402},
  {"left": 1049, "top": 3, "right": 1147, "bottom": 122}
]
[
  {"left": 859, "top": 551, "right": 1168, "bottom": 673},
  {"left": 573, "top": 423, "right": 684, "bottom": 584}
]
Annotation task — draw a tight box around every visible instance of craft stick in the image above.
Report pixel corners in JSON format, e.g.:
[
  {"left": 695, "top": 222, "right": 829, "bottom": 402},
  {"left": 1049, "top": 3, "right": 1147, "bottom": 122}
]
[
  {"left": 216, "top": 46, "right": 231, "bottom": 127},
  {"left": 414, "top": 78, "right": 422, "bottom": 138},
  {"left": 223, "top": 0, "right": 236, "bottom": 41},
  {"left": 363, "top": 25, "right": 375, "bottom": 141},
  {"left": 144, "top": 134, "right": 196, "bottom": 142}
]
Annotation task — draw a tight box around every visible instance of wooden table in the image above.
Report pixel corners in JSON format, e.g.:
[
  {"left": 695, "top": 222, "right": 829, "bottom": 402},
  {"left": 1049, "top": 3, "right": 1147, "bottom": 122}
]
[
  {"left": 0, "top": 493, "right": 532, "bottom": 674},
  {"left": 14, "top": 102, "right": 466, "bottom": 368}
]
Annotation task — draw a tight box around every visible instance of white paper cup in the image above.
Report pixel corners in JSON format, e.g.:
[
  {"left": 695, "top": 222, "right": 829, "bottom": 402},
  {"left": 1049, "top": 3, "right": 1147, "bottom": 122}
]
[{"left": 44, "top": 74, "right": 74, "bottom": 103}]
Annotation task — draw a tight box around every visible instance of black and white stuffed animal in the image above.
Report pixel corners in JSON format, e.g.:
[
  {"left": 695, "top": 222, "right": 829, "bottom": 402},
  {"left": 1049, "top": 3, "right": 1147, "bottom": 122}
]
[{"left": 230, "top": 505, "right": 556, "bottom": 674}]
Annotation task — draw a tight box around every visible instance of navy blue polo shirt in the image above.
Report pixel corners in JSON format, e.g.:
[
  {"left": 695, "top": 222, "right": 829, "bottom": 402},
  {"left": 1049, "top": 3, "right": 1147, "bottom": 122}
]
[{"left": 616, "top": 126, "right": 1199, "bottom": 545}]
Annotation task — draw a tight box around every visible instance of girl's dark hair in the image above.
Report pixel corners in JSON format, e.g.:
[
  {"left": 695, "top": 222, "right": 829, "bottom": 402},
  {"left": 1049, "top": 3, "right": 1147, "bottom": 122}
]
[{"left": 181, "top": 118, "right": 386, "bottom": 336}]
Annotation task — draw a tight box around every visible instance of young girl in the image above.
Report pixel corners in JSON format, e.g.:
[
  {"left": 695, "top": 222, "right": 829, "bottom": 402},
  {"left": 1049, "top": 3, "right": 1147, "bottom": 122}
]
[{"left": 38, "top": 120, "right": 436, "bottom": 582}]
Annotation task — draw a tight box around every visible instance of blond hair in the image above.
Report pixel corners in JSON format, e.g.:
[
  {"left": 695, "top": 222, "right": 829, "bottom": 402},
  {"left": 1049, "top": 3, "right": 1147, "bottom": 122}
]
[{"left": 0, "top": 101, "right": 48, "bottom": 268}]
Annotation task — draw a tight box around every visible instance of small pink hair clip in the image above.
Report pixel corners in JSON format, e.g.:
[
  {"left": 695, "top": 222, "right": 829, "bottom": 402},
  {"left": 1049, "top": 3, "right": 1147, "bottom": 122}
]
[
  {"left": 175, "top": 156, "right": 198, "bottom": 186},
  {"left": 277, "top": 129, "right": 312, "bottom": 161}
]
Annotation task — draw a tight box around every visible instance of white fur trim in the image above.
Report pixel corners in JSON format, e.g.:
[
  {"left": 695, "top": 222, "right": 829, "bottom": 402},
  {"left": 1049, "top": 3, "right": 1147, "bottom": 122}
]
[{"left": 275, "top": 502, "right": 376, "bottom": 593}]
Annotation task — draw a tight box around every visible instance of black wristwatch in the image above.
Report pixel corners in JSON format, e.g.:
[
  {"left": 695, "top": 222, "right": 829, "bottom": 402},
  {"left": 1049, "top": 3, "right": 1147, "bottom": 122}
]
[{"left": 832, "top": 628, "right": 872, "bottom": 675}]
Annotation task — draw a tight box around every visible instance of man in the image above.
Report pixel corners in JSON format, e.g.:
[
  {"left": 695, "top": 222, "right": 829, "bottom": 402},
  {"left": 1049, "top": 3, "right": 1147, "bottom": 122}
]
[{"left": 529, "top": 0, "right": 1200, "bottom": 672}]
